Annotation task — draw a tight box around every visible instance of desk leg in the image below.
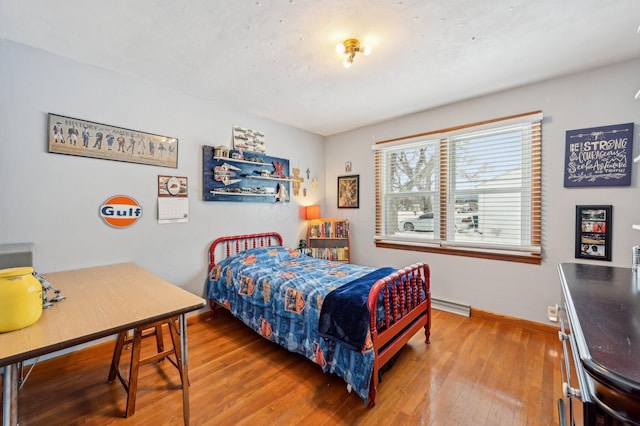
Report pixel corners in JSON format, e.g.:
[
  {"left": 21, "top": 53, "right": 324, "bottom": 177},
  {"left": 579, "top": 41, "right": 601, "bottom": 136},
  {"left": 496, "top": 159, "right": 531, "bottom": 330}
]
[
  {"left": 2, "top": 363, "right": 18, "bottom": 426},
  {"left": 179, "top": 314, "right": 190, "bottom": 426},
  {"left": 124, "top": 328, "right": 143, "bottom": 418}
]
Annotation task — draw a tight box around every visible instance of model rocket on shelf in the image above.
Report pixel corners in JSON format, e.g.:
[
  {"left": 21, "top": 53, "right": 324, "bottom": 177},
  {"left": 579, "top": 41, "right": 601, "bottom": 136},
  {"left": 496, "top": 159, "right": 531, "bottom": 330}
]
[
  {"left": 213, "top": 163, "right": 242, "bottom": 186},
  {"left": 276, "top": 182, "right": 289, "bottom": 202}
]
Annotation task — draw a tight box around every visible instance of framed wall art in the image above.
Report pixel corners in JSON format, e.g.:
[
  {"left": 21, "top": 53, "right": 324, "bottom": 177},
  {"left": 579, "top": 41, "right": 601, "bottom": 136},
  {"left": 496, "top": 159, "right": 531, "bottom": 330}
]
[
  {"left": 575, "top": 205, "right": 612, "bottom": 261},
  {"left": 48, "top": 113, "right": 178, "bottom": 168},
  {"left": 564, "top": 122, "right": 634, "bottom": 187},
  {"left": 337, "top": 175, "right": 359, "bottom": 209},
  {"left": 232, "top": 125, "right": 266, "bottom": 154}
]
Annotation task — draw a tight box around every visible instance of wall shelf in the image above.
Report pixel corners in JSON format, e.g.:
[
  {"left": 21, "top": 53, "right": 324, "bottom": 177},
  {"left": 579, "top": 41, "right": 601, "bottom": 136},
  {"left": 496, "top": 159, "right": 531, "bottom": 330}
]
[
  {"left": 213, "top": 156, "right": 270, "bottom": 166},
  {"left": 203, "top": 145, "right": 290, "bottom": 203},
  {"left": 209, "top": 190, "right": 275, "bottom": 197},
  {"left": 248, "top": 176, "right": 293, "bottom": 182}
]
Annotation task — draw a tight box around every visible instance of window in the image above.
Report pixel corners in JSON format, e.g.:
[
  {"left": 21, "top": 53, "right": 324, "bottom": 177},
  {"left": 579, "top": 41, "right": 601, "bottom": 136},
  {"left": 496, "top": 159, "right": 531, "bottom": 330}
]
[{"left": 374, "top": 111, "right": 542, "bottom": 264}]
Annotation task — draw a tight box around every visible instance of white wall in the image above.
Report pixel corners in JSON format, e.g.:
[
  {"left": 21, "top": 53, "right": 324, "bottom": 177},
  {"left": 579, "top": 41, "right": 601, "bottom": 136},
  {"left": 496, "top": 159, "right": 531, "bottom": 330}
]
[
  {"left": 2, "top": 39, "right": 638, "bottom": 326},
  {"left": 0, "top": 40, "right": 325, "bottom": 300},
  {"left": 325, "top": 59, "right": 640, "bottom": 324}
]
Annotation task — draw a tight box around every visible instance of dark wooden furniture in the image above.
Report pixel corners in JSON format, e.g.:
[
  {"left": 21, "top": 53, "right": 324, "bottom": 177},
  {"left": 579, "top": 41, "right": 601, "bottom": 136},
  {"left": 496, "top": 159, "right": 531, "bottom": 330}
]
[{"left": 558, "top": 263, "right": 640, "bottom": 425}]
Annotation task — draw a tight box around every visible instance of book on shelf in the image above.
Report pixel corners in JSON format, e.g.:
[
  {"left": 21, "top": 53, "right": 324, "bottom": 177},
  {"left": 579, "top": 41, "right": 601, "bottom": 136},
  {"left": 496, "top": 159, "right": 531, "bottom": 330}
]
[
  {"left": 309, "top": 247, "right": 349, "bottom": 262},
  {"left": 309, "top": 224, "right": 322, "bottom": 238},
  {"left": 309, "top": 219, "right": 348, "bottom": 239},
  {"left": 335, "top": 221, "right": 348, "bottom": 238},
  {"left": 323, "top": 222, "right": 333, "bottom": 238}
]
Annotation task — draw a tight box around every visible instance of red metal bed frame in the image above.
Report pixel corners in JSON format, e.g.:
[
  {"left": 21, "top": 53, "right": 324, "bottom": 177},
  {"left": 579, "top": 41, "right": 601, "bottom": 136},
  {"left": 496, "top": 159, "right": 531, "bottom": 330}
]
[{"left": 207, "top": 232, "right": 431, "bottom": 407}]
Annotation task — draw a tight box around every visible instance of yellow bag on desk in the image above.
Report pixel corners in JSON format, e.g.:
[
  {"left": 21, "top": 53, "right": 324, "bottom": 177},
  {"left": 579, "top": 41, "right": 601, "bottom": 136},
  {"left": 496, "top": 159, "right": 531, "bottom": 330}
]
[{"left": 0, "top": 267, "right": 42, "bottom": 332}]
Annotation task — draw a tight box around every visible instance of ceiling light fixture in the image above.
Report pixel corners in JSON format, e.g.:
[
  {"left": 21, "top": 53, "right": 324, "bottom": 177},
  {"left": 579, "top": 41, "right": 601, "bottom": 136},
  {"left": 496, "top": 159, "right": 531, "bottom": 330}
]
[{"left": 336, "top": 38, "right": 371, "bottom": 68}]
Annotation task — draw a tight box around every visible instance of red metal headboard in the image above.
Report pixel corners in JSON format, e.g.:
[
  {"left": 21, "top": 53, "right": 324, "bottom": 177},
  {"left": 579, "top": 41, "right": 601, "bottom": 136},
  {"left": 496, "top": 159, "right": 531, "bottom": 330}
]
[{"left": 208, "top": 232, "right": 283, "bottom": 269}]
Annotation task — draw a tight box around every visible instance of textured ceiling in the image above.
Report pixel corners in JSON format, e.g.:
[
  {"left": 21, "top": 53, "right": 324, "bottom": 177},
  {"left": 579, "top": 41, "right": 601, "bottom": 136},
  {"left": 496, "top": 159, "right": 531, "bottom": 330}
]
[{"left": 1, "top": 0, "right": 639, "bottom": 136}]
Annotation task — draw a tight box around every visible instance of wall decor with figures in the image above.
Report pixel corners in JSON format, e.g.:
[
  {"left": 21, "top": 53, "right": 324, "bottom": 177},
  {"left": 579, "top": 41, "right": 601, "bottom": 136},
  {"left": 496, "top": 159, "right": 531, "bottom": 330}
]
[{"left": 202, "top": 145, "right": 291, "bottom": 203}]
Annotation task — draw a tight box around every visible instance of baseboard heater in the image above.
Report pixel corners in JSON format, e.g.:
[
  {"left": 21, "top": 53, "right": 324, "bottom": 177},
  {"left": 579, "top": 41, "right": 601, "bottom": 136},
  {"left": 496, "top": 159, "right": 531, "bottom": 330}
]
[{"left": 431, "top": 297, "right": 470, "bottom": 317}]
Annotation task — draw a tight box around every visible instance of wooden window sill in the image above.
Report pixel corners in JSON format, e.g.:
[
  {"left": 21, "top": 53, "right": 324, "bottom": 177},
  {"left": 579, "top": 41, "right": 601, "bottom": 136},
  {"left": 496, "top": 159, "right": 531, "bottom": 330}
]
[{"left": 374, "top": 240, "right": 542, "bottom": 265}]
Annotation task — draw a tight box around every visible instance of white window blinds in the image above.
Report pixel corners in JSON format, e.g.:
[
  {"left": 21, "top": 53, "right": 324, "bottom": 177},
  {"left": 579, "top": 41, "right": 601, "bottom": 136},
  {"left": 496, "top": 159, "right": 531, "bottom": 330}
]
[{"left": 374, "top": 111, "right": 542, "bottom": 258}]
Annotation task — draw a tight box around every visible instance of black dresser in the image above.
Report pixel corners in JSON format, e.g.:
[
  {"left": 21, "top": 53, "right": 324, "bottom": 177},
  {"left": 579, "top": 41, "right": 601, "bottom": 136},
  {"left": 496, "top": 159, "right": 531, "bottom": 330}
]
[{"left": 558, "top": 263, "right": 640, "bottom": 425}]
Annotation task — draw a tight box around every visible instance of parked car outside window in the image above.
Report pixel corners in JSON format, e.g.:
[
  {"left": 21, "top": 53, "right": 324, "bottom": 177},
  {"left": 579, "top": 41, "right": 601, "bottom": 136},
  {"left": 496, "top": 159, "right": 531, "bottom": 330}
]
[
  {"left": 399, "top": 212, "right": 478, "bottom": 232},
  {"left": 399, "top": 212, "right": 434, "bottom": 232}
]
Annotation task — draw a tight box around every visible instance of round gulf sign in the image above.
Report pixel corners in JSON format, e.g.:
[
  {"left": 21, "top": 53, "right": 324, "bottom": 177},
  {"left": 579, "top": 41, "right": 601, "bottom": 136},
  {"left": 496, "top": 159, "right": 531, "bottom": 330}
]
[{"left": 100, "top": 195, "right": 142, "bottom": 228}]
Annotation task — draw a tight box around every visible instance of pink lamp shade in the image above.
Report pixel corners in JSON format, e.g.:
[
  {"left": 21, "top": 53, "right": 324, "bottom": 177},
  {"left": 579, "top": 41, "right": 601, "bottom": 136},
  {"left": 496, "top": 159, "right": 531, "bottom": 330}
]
[{"left": 305, "top": 205, "right": 321, "bottom": 220}]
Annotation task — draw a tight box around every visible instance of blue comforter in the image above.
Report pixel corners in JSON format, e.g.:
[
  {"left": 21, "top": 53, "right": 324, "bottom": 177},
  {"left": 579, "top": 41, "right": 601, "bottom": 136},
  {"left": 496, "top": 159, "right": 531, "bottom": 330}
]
[
  {"left": 318, "top": 267, "right": 396, "bottom": 351},
  {"left": 206, "top": 246, "right": 386, "bottom": 403}
]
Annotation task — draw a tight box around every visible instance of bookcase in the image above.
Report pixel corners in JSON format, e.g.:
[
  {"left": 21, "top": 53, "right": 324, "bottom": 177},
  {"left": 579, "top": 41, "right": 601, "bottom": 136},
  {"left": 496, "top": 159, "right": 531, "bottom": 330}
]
[{"left": 307, "top": 218, "right": 350, "bottom": 262}]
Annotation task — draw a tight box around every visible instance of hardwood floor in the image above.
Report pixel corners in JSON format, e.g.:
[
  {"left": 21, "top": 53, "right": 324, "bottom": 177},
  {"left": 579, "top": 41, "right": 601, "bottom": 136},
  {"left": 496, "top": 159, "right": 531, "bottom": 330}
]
[{"left": 1, "top": 309, "right": 564, "bottom": 425}]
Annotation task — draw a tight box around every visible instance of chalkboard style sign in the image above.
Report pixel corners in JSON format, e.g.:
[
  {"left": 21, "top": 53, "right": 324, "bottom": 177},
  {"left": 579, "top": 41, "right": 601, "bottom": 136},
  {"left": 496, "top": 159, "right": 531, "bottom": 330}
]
[{"left": 564, "top": 122, "right": 634, "bottom": 187}]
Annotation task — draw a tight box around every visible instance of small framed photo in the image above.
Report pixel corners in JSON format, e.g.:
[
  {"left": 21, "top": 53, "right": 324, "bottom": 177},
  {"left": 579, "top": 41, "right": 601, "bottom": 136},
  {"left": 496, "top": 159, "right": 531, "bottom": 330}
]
[
  {"left": 338, "top": 175, "right": 359, "bottom": 209},
  {"left": 575, "top": 205, "right": 612, "bottom": 261}
]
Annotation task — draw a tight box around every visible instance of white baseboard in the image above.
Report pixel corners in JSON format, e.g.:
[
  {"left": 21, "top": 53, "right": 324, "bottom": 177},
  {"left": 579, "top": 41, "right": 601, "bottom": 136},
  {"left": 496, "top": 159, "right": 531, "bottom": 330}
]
[{"left": 432, "top": 297, "right": 470, "bottom": 317}]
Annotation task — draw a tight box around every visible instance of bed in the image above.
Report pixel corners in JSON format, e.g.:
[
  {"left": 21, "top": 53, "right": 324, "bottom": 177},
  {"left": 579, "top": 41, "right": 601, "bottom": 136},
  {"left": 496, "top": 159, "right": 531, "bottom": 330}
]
[{"left": 206, "top": 232, "right": 431, "bottom": 407}]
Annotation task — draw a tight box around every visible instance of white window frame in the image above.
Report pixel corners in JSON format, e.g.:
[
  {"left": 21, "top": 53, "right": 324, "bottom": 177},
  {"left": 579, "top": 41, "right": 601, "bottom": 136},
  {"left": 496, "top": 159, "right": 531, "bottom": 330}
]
[{"left": 373, "top": 111, "right": 542, "bottom": 264}]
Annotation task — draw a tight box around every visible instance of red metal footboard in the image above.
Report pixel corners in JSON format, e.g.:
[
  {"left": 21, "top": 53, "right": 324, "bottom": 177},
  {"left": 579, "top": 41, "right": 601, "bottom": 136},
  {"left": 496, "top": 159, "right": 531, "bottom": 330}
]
[{"left": 366, "top": 262, "right": 431, "bottom": 407}]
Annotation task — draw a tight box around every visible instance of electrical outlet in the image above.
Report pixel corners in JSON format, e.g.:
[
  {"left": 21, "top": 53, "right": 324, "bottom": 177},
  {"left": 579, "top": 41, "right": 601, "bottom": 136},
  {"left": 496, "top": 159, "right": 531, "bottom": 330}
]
[{"left": 547, "top": 305, "right": 559, "bottom": 322}]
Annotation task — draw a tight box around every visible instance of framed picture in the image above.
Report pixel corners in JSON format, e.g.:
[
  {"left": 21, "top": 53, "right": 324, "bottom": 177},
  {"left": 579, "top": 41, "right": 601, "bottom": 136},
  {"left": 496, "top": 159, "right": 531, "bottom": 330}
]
[
  {"left": 575, "top": 205, "right": 612, "bottom": 261},
  {"left": 338, "top": 175, "right": 359, "bottom": 209},
  {"left": 232, "top": 125, "right": 266, "bottom": 154},
  {"left": 564, "top": 123, "right": 634, "bottom": 187},
  {"left": 158, "top": 175, "right": 188, "bottom": 197},
  {"left": 48, "top": 113, "right": 178, "bottom": 168}
]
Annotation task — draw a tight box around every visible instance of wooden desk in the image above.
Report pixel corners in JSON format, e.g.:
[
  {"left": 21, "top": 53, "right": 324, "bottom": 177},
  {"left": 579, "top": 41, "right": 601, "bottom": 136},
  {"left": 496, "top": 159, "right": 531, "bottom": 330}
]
[{"left": 0, "top": 262, "right": 205, "bottom": 426}]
